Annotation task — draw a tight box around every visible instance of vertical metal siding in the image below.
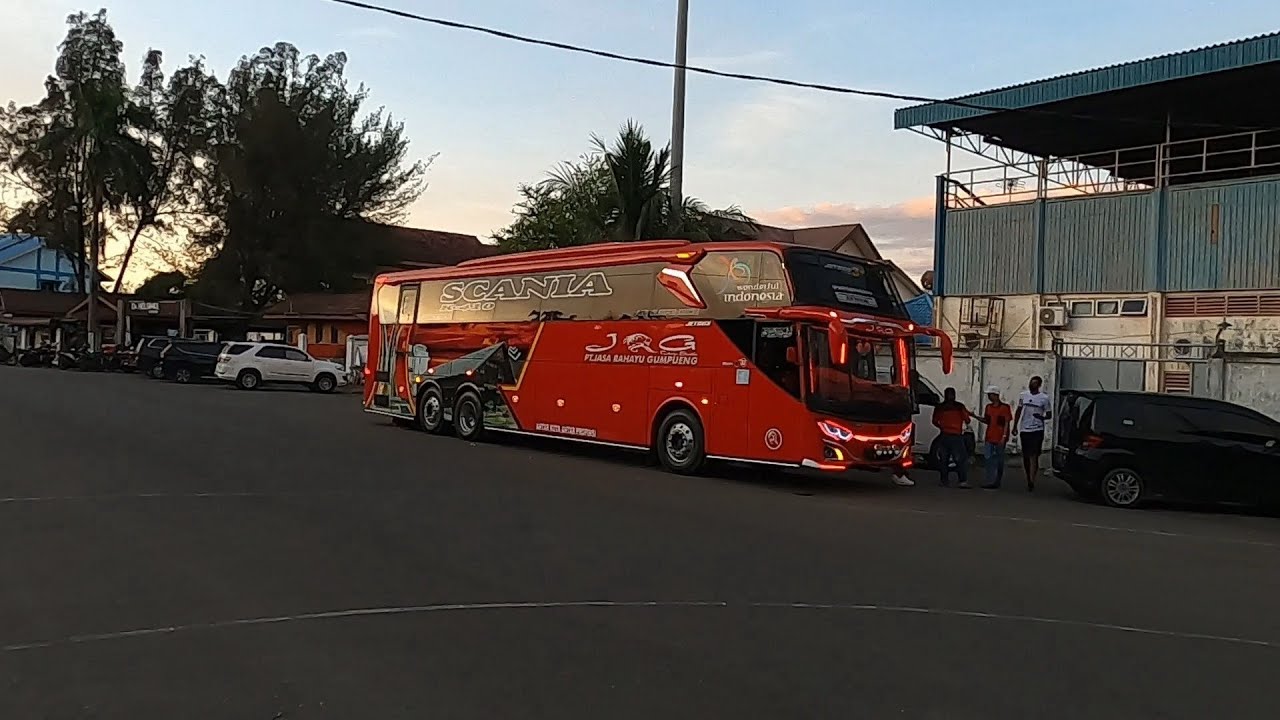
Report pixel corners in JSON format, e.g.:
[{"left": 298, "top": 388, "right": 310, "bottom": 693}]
[
  {"left": 1166, "top": 178, "right": 1280, "bottom": 291},
  {"left": 942, "top": 203, "right": 1036, "bottom": 295},
  {"left": 1042, "top": 192, "right": 1153, "bottom": 293}
]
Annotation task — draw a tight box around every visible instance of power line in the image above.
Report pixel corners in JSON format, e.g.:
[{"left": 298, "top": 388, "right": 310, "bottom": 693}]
[{"left": 323, "top": 0, "right": 1256, "bottom": 131}]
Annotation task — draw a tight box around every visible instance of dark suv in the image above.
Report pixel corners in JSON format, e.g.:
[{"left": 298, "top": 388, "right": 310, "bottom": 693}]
[
  {"left": 1053, "top": 390, "right": 1280, "bottom": 510},
  {"left": 160, "top": 341, "right": 227, "bottom": 384},
  {"left": 134, "top": 336, "right": 174, "bottom": 378}
]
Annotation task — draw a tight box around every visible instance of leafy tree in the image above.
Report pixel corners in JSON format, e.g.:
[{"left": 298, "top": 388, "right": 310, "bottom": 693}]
[
  {"left": 191, "top": 43, "right": 429, "bottom": 311},
  {"left": 133, "top": 270, "right": 187, "bottom": 299},
  {"left": 110, "top": 51, "right": 224, "bottom": 295},
  {"left": 1, "top": 10, "right": 146, "bottom": 345},
  {"left": 495, "top": 120, "right": 755, "bottom": 252}
]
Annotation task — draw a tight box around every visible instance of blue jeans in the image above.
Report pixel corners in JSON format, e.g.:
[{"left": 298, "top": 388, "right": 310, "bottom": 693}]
[
  {"left": 937, "top": 434, "right": 969, "bottom": 486},
  {"left": 983, "top": 442, "right": 1006, "bottom": 488}
]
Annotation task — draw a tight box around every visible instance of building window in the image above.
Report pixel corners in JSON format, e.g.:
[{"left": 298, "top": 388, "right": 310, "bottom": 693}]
[
  {"left": 1095, "top": 300, "right": 1120, "bottom": 316},
  {"left": 1068, "top": 301, "right": 1094, "bottom": 317},
  {"left": 329, "top": 325, "right": 339, "bottom": 344},
  {"left": 1119, "top": 298, "right": 1148, "bottom": 316},
  {"left": 313, "top": 323, "right": 323, "bottom": 344}
]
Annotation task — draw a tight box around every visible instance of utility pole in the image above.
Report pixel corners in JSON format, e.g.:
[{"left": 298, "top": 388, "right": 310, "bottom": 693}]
[{"left": 669, "top": 0, "right": 690, "bottom": 224}]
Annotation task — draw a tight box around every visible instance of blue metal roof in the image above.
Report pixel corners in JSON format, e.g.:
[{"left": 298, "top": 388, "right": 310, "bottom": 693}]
[
  {"left": 0, "top": 235, "right": 42, "bottom": 265},
  {"left": 894, "top": 31, "right": 1280, "bottom": 130}
]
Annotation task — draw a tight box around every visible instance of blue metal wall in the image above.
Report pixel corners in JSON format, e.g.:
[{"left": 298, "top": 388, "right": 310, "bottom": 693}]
[
  {"left": 1166, "top": 179, "right": 1280, "bottom": 291},
  {"left": 938, "top": 176, "right": 1280, "bottom": 295},
  {"left": 1042, "top": 192, "right": 1154, "bottom": 293},
  {"left": 942, "top": 202, "right": 1037, "bottom": 295}
]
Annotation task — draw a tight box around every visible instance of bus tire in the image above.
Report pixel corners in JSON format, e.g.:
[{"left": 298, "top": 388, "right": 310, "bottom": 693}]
[
  {"left": 454, "top": 391, "right": 485, "bottom": 442},
  {"left": 655, "top": 407, "right": 706, "bottom": 475},
  {"left": 417, "top": 385, "right": 447, "bottom": 434}
]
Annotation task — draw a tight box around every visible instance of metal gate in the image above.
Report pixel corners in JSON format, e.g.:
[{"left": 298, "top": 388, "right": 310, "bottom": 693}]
[{"left": 1054, "top": 340, "right": 1216, "bottom": 396}]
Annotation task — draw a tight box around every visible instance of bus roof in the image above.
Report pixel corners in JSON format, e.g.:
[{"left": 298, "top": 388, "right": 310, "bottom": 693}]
[{"left": 375, "top": 239, "right": 891, "bottom": 285}]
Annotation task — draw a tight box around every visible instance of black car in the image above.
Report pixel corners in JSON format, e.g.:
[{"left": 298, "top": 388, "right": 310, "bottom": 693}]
[
  {"left": 133, "top": 336, "right": 174, "bottom": 378},
  {"left": 160, "top": 341, "right": 227, "bottom": 384},
  {"left": 1053, "top": 390, "right": 1280, "bottom": 510}
]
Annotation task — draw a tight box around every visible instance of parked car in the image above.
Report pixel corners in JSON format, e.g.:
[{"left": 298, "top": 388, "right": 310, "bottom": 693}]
[
  {"left": 911, "top": 372, "right": 976, "bottom": 468},
  {"left": 133, "top": 336, "right": 174, "bottom": 378},
  {"left": 215, "top": 342, "right": 348, "bottom": 393},
  {"left": 1053, "top": 390, "right": 1280, "bottom": 510},
  {"left": 160, "top": 340, "right": 227, "bottom": 384}
]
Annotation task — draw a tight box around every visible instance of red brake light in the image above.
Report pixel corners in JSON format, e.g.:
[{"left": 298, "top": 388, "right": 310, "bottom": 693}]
[{"left": 1082, "top": 433, "right": 1104, "bottom": 449}]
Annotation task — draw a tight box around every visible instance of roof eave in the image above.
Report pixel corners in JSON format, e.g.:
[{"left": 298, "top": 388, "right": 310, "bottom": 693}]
[{"left": 894, "top": 30, "right": 1280, "bottom": 130}]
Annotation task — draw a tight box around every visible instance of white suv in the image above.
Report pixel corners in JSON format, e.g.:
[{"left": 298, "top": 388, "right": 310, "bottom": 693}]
[{"left": 215, "top": 342, "right": 349, "bottom": 393}]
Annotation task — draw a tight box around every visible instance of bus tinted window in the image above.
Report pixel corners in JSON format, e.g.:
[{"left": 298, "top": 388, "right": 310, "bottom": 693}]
[
  {"left": 784, "top": 249, "right": 905, "bottom": 318},
  {"left": 690, "top": 251, "right": 791, "bottom": 317},
  {"left": 376, "top": 283, "right": 399, "bottom": 323}
]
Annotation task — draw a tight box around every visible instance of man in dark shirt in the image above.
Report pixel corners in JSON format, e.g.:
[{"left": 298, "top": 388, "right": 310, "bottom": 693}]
[{"left": 931, "top": 387, "right": 973, "bottom": 488}]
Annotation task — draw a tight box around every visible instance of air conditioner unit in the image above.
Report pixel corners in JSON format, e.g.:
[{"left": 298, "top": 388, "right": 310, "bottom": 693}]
[{"left": 1038, "top": 305, "right": 1068, "bottom": 328}]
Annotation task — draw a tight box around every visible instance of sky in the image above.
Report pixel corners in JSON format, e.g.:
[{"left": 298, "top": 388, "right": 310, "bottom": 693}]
[{"left": 5, "top": 0, "right": 1280, "bottom": 284}]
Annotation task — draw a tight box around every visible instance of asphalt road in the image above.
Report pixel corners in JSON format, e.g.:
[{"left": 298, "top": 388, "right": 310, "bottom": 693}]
[{"left": 1, "top": 367, "right": 1278, "bottom": 719}]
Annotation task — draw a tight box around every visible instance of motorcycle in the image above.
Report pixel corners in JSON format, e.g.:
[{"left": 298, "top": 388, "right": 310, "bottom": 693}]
[{"left": 18, "top": 344, "right": 55, "bottom": 367}]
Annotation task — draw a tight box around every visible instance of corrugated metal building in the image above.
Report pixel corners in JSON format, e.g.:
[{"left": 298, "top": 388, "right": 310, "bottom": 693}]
[{"left": 895, "top": 31, "right": 1280, "bottom": 401}]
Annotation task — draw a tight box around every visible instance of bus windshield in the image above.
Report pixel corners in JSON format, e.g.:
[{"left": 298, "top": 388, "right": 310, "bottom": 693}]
[
  {"left": 805, "top": 327, "right": 912, "bottom": 423},
  {"left": 784, "top": 248, "right": 906, "bottom": 319}
]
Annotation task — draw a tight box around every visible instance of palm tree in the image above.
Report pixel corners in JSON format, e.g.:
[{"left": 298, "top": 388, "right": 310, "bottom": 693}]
[{"left": 538, "top": 120, "right": 755, "bottom": 246}]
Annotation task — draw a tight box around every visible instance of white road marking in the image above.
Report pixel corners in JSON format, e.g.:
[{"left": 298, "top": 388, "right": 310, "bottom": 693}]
[{"left": 3, "top": 600, "right": 1275, "bottom": 652}]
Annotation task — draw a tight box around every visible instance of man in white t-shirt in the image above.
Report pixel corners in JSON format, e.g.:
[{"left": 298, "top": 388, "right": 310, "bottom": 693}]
[{"left": 1013, "top": 375, "right": 1053, "bottom": 492}]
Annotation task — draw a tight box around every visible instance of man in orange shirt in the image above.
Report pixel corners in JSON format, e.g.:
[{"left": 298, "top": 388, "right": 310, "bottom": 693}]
[
  {"left": 976, "top": 386, "right": 1014, "bottom": 489},
  {"left": 931, "top": 387, "right": 973, "bottom": 488}
]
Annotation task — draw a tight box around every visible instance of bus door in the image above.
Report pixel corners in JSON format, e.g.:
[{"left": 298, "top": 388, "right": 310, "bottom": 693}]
[
  {"left": 380, "top": 283, "right": 419, "bottom": 414},
  {"left": 746, "top": 321, "right": 806, "bottom": 460}
]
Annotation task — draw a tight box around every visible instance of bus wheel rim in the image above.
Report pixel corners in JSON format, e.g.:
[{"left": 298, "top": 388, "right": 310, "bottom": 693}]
[
  {"left": 666, "top": 422, "right": 695, "bottom": 463},
  {"left": 458, "top": 401, "right": 477, "bottom": 434},
  {"left": 424, "top": 395, "right": 441, "bottom": 425}
]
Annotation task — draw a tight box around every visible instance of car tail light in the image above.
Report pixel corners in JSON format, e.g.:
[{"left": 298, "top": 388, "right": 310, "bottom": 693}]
[{"left": 1082, "top": 433, "right": 1104, "bottom": 449}]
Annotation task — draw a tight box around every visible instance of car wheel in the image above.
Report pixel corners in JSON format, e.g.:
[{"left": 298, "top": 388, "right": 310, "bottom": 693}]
[
  {"left": 149, "top": 365, "right": 165, "bottom": 380},
  {"left": 655, "top": 407, "right": 706, "bottom": 475},
  {"left": 312, "top": 373, "right": 336, "bottom": 393},
  {"left": 454, "top": 392, "right": 484, "bottom": 442},
  {"left": 1100, "top": 467, "right": 1145, "bottom": 508},
  {"left": 236, "top": 369, "right": 261, "bottom": 390},
  {"left": 173, "top": 367, "right": 193, "bottom": 384},
  {"left": 417, "top": 385, "right": 447, "bottom": 434}
]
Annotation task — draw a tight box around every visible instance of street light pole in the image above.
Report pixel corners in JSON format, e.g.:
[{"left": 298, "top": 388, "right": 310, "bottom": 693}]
[{"left": 669, "top": 0, "right": 689, "bottom": 224}]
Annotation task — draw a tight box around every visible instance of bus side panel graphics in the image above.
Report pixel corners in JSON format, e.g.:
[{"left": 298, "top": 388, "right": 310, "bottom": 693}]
[{"left": 494, "top": 320, "right": 770, "bottom": 452}]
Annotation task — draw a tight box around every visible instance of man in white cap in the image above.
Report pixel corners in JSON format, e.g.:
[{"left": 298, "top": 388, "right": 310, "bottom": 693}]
[{"left": 975, "top": 385, "right": 1013, "bottom": 489}]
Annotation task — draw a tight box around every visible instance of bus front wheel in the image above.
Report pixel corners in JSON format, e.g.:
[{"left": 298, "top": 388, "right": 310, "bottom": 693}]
[
  {"left": 656, "top": 408, "right": 706, "bottom": 475},
  {"left": 454, "top": 391, "right": 485, "bottom": 442}
]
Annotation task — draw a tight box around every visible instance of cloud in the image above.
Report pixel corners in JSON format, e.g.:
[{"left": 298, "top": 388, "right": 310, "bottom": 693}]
[
  {"left": 715, "top": 87, "right": 824, "bottom": 154},
  {"left": 753, "top": 197, "right": 936, "bottom": 279},
  {"left": 688, "top": 50, "right": 784, "bottom": 69}
]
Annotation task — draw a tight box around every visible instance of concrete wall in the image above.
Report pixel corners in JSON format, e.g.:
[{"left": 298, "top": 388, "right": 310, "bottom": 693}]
[
  {"left": 1208, "top": 356, "right": 1280, "bottom": 420},
  {"left": 917, "top": 348, "right": 1057, "bottom": 453},
  {"left": 1165, "top": 316, "right": 1280, "bottom": 353},
  {"left": 937, "top": 293, "right": 1158, "bottom": 350}
]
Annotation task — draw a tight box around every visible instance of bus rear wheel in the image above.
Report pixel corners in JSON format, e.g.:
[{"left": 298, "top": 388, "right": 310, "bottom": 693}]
[
  {"left": 454, "top": 391, "right": 485, "bottom": 442},
  {"left": 656, "top": 408, "right": 706, "bottom": 475}
]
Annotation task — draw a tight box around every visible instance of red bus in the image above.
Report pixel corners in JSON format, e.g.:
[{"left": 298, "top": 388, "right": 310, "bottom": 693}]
[{"left": 363, "top": 239, "right": 953, "bottom": 474}]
